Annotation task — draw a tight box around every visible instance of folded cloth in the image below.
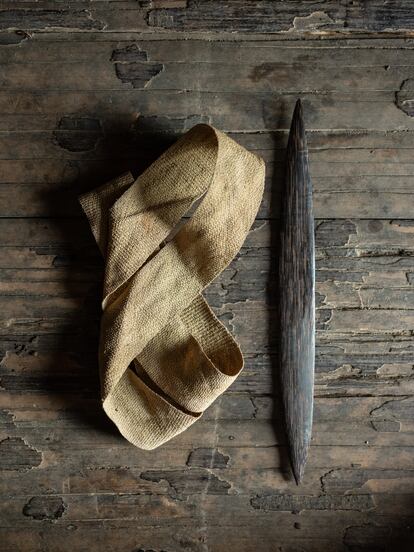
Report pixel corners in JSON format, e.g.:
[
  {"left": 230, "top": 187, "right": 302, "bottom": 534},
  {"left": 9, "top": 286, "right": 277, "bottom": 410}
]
[{"left": 79, "top": 124, "right": 265, "bottom": 449}]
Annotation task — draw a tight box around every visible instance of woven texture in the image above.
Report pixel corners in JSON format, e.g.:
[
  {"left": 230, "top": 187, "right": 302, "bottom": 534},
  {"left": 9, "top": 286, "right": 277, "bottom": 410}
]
[{"left": 79, "top": 124, "right": 265, "bottom": 449}]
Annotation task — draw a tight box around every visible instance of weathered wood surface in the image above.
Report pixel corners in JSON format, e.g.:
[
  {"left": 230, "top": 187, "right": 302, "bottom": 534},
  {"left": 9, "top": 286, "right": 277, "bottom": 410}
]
[
  {"left": 3, "top": 1, "right": 414, "bottom": 35},
  {"left": 1, "top": 2, "right": 414, "bottom": 552}
]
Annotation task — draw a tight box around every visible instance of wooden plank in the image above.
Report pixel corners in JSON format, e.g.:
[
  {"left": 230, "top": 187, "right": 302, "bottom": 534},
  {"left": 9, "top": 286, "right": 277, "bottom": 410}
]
[
  {"left": 2, "top": 175, "right": 414, "bottom": 219},
  {"left": 2, "top": 416, "right": 414, "bottom": 449},
  {"left": 0, "top": 521, "right": 411, "bottom": 552},
  {"left": 1, "top": 342, "right": 413, "bottom": 398},
  {"left": 146, "top": 1, "right": 414, "bottom": 34},
  {"left": 2, "top": 217, "right": 414, "bottom": 250},
  {"left": 0, "top": 89, "right": 412, "bottom": 132},
  {"left": 1, "top": 493, "right": 413, "bottom": 525},
  {"left": 0, "top": 220, "right": 413, "bottom": 344},
  {"left": 0, "top": 2, "right": 149, "bottom": 33},
  {"left": 7, "top": 130, "right": 414, "bottom": 163},
  {"left": 1, "top": 129, "right": 414, "bottom": 218},
  {"left": 1, "top": 460, "right": 413, "bottom": 498},
  {"left": 1, "top": 59, "right": 414, "bottom": 92},
  {"left": 4, "top": 38, "right": 414, "bottom": 65},
  {"left": 3, "top": 1, "right": 414, "bottom": 35}
]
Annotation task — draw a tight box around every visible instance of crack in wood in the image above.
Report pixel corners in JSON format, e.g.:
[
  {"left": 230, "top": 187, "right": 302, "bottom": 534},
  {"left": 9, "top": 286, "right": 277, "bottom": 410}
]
[
  {"left": 369, "top": 396, "right": 412, "bottom": 418},
  {"left": 133, "top": 548, "right": 170, "bottom": 552}
]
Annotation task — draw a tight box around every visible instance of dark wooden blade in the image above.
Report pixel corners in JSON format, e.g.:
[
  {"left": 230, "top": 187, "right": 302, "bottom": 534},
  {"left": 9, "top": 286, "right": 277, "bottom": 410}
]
[{"left": 279, "top": 99, "right": 315, "bottom": 485}]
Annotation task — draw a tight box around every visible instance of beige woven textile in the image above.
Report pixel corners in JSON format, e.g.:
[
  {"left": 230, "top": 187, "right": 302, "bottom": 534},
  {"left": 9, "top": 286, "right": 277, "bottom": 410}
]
[{"left": 79, "top": 124, "right": 265, "bottom": 449}]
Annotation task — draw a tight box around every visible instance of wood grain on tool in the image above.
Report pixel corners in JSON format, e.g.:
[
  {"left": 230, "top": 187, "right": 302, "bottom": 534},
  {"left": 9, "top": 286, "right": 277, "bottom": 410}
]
[{"left": 279, "top": 99, "right": 315, "bottom": 484}]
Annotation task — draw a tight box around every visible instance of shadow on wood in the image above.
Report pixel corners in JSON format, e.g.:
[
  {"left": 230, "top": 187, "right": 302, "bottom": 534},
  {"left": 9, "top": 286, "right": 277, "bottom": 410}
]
[
  {"left": 267, "top": 97, "right": 292, "bottom": 481},
  {"left": 39, "top": 118, "right": 176, "bottom": 438}
]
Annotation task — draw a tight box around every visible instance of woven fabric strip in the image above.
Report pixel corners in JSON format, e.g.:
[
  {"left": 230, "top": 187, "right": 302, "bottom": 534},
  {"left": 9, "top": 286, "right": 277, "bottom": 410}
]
[{"left": 79, "top": 124, "right": 265, "bottom": 449}]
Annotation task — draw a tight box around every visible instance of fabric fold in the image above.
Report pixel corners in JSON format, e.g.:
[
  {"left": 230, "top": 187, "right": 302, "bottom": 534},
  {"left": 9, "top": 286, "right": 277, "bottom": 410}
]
[{"left": 79, "top": 124, "right": 265, "bottom": 449}]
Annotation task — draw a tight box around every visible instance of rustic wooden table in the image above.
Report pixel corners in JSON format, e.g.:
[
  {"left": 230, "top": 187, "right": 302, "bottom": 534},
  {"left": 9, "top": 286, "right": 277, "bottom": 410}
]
[{"left": 1, "top": 2, "right": 414, "bottom": 551}]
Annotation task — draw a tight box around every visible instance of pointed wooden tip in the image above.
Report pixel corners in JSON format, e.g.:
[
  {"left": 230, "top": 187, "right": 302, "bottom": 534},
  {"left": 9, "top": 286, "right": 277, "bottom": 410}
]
[
  {"left": 293, "top": 97, "right": 302, "bottom": 115},
  {"left": 292, "top": 462, "right": 305, "bottom": 486},
  {"left": 285, "top": 430, "right": 312, "bottom": 485},
  {"left": 288, "top": 99, "right": 306, "bottom": 152},
  {"left": 292, "top": 99, "right": 303, "bottom": 125}
]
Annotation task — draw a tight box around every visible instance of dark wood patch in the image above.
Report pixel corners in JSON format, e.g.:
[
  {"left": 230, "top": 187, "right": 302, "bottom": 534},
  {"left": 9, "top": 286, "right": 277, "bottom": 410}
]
[
  {"left": 140, "top": 469, "right": 231, "bottom": 496},
  {"left": 53, "top": 117, "right": 103, "bottom": 153},
  {"left": 251, "top": 493, "right": 375, "bottom": 512},
  {"left": 0, "top": 437, "right": 42, "bottom": 471},
  {"left": 186, "top": 448, "right": 230, "bottom": 468},
  {"left": 343, "top": 524, "right": 414, "bottom": 552},
  {"left": 23, "top": 496, "right": 66, "bottom": 521},
  {"left": 0, "top": 30, "right": 29, "bottom": 45},
  {"left": 111, "top": 45, "right": 164, "bottom": 88},
  {"left": 395, "top": 78, "right": 414, "bottom": 117}
]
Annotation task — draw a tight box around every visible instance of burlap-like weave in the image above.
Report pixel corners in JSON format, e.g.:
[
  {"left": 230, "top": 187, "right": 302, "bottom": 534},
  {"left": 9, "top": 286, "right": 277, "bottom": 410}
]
[{"left": 79, "top": 124, "right": 265, "bottom": 449}]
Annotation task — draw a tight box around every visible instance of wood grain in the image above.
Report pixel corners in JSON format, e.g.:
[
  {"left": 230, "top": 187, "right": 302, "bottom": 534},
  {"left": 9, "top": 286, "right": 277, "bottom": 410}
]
[
  {"left": 279, "top": 100, "right": 315, "bottom": 484},
  {"left": 0, "top": 3, "right": 414, "bottom": 551}
]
